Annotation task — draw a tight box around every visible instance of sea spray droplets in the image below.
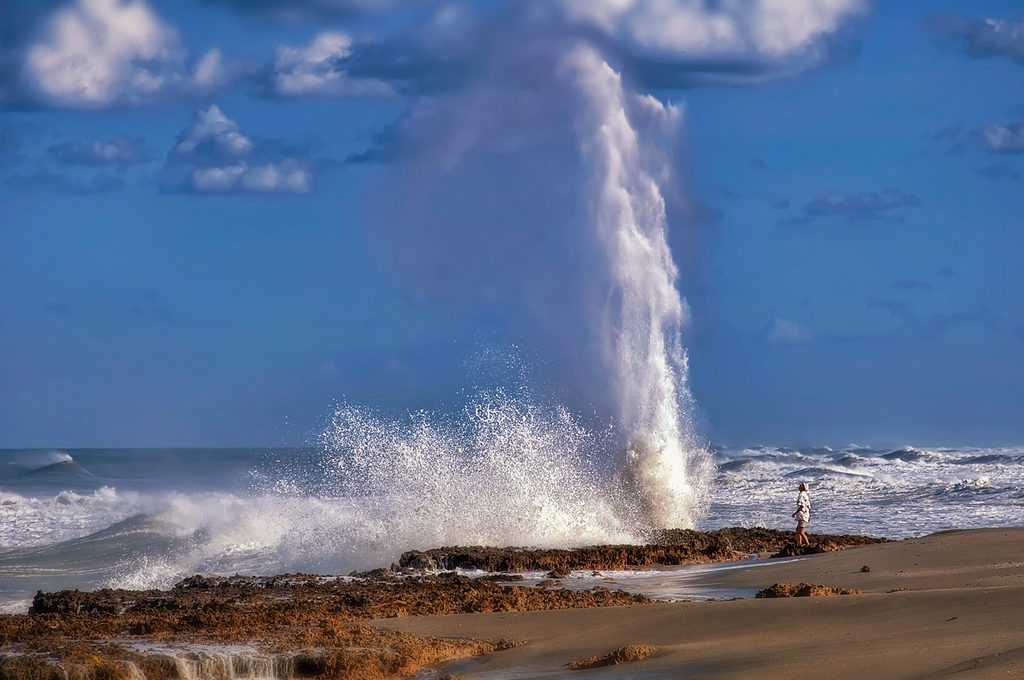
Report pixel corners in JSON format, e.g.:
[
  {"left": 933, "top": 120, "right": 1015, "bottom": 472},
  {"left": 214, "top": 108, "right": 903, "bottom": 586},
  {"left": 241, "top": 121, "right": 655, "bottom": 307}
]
[
  {"left": 565, "top": 44, "right": 712, "bottom": 529},
  {"left": 318, "top": 387, "right": 642, "bottom": 550}
]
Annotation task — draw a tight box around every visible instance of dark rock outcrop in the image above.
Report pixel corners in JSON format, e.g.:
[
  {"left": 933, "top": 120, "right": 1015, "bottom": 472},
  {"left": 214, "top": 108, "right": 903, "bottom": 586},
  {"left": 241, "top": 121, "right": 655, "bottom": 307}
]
[
  {"left": 4, "top": 572, "right": 644, "bottom": 680},
  {"left": 400, "top": 528, "right": 886, "bottom": 573}
]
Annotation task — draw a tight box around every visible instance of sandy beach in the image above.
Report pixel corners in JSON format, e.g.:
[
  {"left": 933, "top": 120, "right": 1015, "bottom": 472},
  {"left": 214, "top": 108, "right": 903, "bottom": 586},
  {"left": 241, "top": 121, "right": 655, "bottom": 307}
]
[{"left": 377, "top": 528, "right": 1024, "bottom": 679}]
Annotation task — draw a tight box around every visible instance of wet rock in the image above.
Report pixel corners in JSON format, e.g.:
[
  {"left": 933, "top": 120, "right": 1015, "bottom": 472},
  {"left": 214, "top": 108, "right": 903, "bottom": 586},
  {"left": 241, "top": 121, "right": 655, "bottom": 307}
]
[
  {"left": 861, "top": 565, "right": 871, "bottom": 572},
  {"left": 477, "top": 574, "right": 524, "bottom": 582},
  {"left": 400, "top": 551, "right": 440, "bottom": 570},
  {"left": 4, "top": 574, "right": 634, "bottom": 680},
  {"left": 174, "top": 574, "right": 217, "bottom": 589},
  {"left": 771, "top": 544, "right": 806, "bottom": 558},
  {"left": 770, "top": 540, "right": 852, "bottom": 558},
  {"left": 349, "top": 568, "right": 397, "bottom": 580}
]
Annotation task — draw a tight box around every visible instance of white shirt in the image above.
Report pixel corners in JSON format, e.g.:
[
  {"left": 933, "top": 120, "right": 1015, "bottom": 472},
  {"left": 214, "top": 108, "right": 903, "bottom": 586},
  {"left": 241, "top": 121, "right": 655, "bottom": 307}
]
[{"left": 796, "top": 490, "right": 810, "bottom": 522}]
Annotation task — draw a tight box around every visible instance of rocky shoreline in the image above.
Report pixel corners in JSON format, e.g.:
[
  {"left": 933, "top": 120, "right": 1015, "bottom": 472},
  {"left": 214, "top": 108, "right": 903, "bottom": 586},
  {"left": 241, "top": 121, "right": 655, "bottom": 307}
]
[
  {"left": 399, "top": 527, "right": 885, "bottom": 574},
  {"left": 0, "top": 528, "right": 885, "bottom": 680}
]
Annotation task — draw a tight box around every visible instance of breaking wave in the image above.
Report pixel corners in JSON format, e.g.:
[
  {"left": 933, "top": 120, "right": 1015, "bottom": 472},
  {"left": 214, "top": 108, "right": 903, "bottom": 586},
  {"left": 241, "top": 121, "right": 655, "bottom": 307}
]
[{"left": 315, "top": 386, "right": 646, "bottom": 550}]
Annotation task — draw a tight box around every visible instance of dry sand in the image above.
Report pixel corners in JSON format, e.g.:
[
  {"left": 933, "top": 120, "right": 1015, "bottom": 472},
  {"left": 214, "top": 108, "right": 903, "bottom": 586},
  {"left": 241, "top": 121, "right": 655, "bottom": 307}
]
[{"left": 376, "top": 528, "right": 1024, "bottom": 679}]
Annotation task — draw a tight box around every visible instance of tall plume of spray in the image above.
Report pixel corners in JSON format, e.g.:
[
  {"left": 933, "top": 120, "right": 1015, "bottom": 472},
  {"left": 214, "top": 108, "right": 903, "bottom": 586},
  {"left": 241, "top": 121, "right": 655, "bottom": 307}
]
[
  {"left": 346, "top": 23, "right": 713, "bottom": 536},
  {"left": 540, "top": 0, "right": 868, "bottom": 529},
  {"left": 562, "top": 44, "right": 708, "bottom": 528}
]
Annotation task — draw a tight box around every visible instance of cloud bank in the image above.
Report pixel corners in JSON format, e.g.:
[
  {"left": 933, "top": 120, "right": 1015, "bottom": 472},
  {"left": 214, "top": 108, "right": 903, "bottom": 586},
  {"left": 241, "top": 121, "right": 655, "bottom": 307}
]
[
  {"left": 3, "top": 0, "right": 871, "bottom": 111},
  {"left": 555, "top": 0, "right": 865, "bottom": 59}
]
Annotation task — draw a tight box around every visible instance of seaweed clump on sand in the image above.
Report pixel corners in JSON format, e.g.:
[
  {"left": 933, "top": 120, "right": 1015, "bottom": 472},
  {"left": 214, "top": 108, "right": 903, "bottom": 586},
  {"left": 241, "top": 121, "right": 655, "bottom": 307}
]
[
  {"left": 569, "top": 643, "right": 659, "bottom": 670},
  {"left": 400, "top": 527, "right": 887, "bottom": 573},
  {"left": 755, "top": 582, "right": 861, "bottom": 598},
  {"left": 0, "top": 572, "right": 648, "bottom": 680}
]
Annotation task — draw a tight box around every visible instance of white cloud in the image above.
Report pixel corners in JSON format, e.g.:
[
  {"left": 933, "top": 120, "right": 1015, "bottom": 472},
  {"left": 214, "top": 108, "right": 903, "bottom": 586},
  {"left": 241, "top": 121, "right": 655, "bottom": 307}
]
[
  {"left": 766, "top": 318, "right": 814, "bottom": 343},
  {"left": 554, "top": 0, "right": 866, "bottom": 61},
  {"left": 173, "top": 105, "right": 255, "bottom": 161},
  {"left": 191, "top": 48, "right": 235, "bottom": 92},
  {"left": 22, "top": 0, "right": 239, "bottom": 108},
  {"left": 981, "top": 122, "right": 1024, "bottom": 153},
  {"left": 269, "top": 32, "right": 394, "bottom": 98},
  {"left": 970, "top": 16, "right": 1024, "bottom": 61},
  {"left": 802, "top": 188, "right": 921, "bottom": 219},
  {"left": 49, "top": 136, "right": 153, "bottom": 165},
  {"left": 748, "top": 0, "right": 865, "bottom": 57},
  {"left": 190, "top": 160, "right": 313, "bottom": 194},
  {"left": 190, "top": 165, "right": 245, "bottom": 193},
  {"left": 241, "top": 161, "right": 313, "bottom": 193},
  {"left": 168, "top": 106, "right": 315, "bottom": 195}
]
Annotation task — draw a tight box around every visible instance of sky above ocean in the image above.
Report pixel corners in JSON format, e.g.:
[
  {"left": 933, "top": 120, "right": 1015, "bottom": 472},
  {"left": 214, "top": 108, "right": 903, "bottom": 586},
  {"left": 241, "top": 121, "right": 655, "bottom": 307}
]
[{"left": 1, "top": 0, "right": 1022, "bottom": 448}]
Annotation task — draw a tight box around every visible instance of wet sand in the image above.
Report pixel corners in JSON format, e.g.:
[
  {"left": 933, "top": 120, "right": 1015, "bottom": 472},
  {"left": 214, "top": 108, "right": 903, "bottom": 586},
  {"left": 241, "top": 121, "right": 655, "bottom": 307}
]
[{"left": 376, "top": 528, "right": 1024, "bottom": 679}]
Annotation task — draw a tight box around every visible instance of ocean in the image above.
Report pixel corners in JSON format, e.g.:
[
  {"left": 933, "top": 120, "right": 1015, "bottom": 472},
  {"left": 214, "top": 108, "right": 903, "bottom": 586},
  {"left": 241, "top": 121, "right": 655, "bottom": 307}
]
[{"left": 2, "top": 438, "right": 1022, "bottom": 615}]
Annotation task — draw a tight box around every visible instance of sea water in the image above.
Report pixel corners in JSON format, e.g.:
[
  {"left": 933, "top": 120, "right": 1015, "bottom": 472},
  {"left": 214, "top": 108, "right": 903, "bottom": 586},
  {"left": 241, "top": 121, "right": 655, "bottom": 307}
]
[{"left": 2, "top": 438, "right": 1022, "bottom": 614}]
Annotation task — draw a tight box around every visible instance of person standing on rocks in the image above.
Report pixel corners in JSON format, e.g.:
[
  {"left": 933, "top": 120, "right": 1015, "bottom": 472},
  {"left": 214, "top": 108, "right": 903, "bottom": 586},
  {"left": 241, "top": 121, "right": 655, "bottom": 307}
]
[{"left": 792, "top": 483, "right": 811, "bottom": 546}]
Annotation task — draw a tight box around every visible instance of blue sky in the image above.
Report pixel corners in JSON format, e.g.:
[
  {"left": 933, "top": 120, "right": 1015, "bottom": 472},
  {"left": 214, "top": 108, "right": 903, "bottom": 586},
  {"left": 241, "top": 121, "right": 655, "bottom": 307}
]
[{"left": 1, "top": 0, "right": 1022, "bottom": 448}]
